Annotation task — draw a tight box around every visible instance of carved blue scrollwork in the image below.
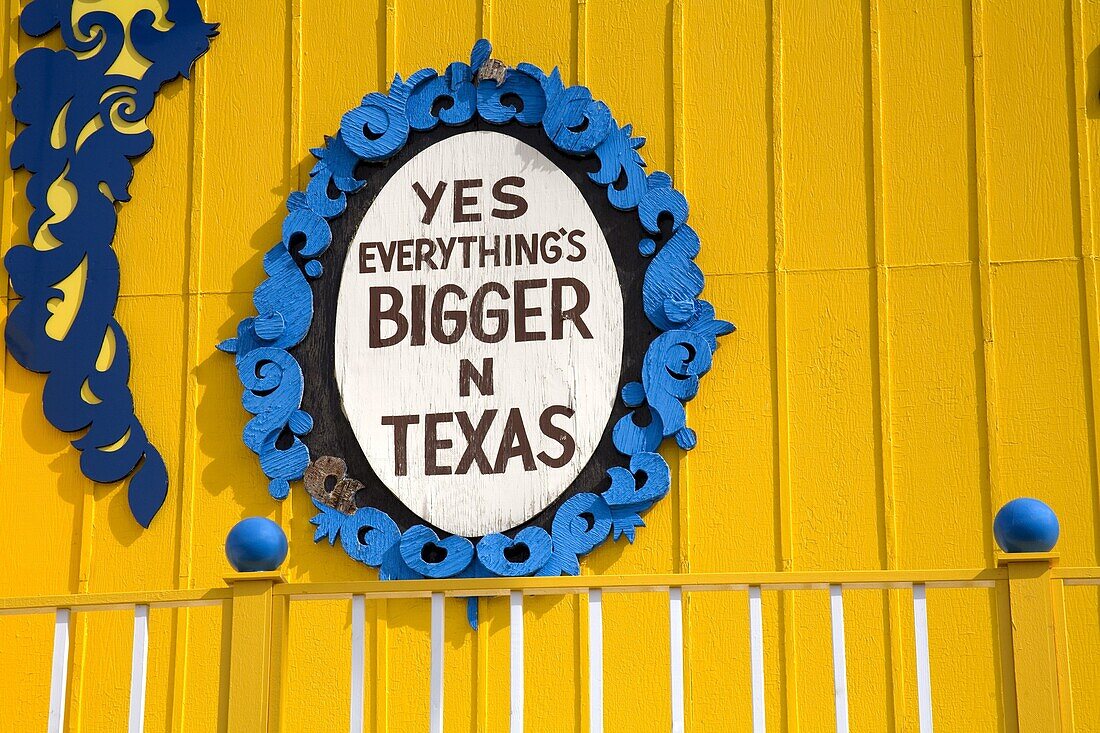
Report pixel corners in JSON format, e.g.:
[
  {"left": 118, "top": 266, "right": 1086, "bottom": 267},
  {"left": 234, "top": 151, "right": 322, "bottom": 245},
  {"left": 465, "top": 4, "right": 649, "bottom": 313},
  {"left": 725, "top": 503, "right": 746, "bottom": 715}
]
[
  {"left": 7, "top": 0, "right": 216, "bottom": 526},
  {"left": 591, "top": 119, "right": 649, "bottom": 211},
  {"left": 226, "top": 39, "right": 733, "bottom": 579},
  {"left": 476, "top": 67, "right": 547, "bottom": 125},
  {"left": 477, "top": 526, "right": 553, "bottom": 577}
]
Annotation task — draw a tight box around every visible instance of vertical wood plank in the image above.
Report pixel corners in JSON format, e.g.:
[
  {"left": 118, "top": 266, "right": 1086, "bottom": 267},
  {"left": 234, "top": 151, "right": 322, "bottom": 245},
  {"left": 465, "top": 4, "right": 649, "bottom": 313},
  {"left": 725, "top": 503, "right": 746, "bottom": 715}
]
[
  {"left": 283, "top": 598, "right": 353, "bottom": 731},
  {"left": 197, "top": 0, "right": 289, "bottom": 295},
  {"left": 385, "top": 0, "right": 396, "bottom": 81},
  {"left": 299, "top": 0, "right": 384, "bottom": 160},
  {"left": 396, "top": 0, "right": 479, "bottom": 73},
  {"left": 226, "top": 575, "right": 280, "bottom": 732},
  {"left": 476, "top": 597, "right": 491, "bottom": 732},
  {"left": 524, "top": 594, "right": 583, "bottom": 732},
  {"left": 983, "top": 9, "right": 1095, "bottom": 572},
  {"left": 781, "top": 0, "right": 869, "bottom": 271},
  {"left": 965, "top": 7, "right": 1020, "bottom": 727},
  {"left": 491, "top": 0, "right": 575, "bottom": 79},
  {"left": 770, "top": 0, "right": 799, "bottom": 728},
  {"left": 1070, "top": 0, "right": 1100, "bottom": 581},
  {"left": 374, "top": 599, "right": 389, "bottom": 733},
  {"left": 866, "top": 0, "right": 909, "bottom": 727},
  {"left": 878, "top": 0, "right": 973, "bottom": 266},
  {"left": 1001, "top": 556, "right": 1062, "bottom": 732},
  {"left": 967, "top": 0, "right": 1003, "bottom": 545},
  {"left": 684, "top": 1, "right": 771, "bottom": 276},
  {"left": 982, "top": 0, "right": 1077, "bottom": 263},
  {"left": 1067, "top": 3, "right": 1100, "bottom": 727}
]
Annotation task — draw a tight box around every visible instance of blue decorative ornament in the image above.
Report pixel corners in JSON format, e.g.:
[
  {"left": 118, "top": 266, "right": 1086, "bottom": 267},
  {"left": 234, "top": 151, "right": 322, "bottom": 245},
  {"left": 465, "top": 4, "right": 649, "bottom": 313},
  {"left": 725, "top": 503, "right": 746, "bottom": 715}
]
[
  {"left": 994, "top": 498, "right": 1060, "bottom": 553},
  {"left": 224, "top": 39, "right": 734, "bottom": 581},
  {"left": 225, "top": 517, "right": 289, "bottom": 572},
  {"left": 7, "top": 1, "right": 216, "bottom": 527}
]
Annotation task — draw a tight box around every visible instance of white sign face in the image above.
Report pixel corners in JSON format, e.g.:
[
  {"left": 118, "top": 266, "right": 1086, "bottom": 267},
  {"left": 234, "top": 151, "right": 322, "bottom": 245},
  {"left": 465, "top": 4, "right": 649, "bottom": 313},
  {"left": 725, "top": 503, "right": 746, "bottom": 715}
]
[{"left": 335, "top": 131, "right": 624, "bottom": 536}]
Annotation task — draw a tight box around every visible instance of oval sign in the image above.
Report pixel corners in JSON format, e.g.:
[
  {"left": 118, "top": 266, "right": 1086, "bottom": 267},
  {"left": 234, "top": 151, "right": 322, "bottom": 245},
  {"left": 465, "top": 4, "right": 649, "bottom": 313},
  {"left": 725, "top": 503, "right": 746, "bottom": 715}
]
[{"left": 334, "top": 131, "right": 624, "bottom": 536}]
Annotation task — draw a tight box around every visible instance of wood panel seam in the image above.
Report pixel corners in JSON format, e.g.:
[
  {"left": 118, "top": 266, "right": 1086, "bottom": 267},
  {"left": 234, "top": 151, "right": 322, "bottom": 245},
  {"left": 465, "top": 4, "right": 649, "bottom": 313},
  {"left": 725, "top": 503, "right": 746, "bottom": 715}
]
[
  {"left": 865, "top": 0, "right": 906, "bottom": 728},
  {"left": 968, "top": 0, "right": 1001, "bottom": 562},
  {"left": 1069, "top": 0, "right": 1100, "bottom": 569},
  {"left": 769, "top": 1, "right": 799, "bottom": 730}
]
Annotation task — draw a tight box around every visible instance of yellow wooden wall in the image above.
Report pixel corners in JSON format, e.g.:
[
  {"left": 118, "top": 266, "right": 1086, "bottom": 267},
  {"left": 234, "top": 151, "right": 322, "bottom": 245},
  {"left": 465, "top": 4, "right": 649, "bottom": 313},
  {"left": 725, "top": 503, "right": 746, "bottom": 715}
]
[{"left": 2, "top": 0, "right": 1100, "bottom": 730}]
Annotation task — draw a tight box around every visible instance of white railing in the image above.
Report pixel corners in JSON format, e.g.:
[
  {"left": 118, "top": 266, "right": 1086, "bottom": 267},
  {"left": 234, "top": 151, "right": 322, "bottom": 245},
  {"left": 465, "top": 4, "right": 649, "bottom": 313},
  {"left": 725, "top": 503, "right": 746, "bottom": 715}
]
[
  {"left": 1, "top": 559, "right": 1089, "bottom": 731},
  {"left": 0, "top": 588, "right": 231, "bottom": 733},
  {"left": 278, "top": 568, "right": 1007, "bottom": 733}
]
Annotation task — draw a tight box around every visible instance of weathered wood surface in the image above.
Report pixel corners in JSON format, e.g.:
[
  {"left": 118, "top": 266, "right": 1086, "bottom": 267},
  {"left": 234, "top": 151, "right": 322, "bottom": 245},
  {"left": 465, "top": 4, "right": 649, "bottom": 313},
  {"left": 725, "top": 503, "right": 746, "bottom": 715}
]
[{"left": 2, "top": 0, "right": 1100, "bottom": 731}]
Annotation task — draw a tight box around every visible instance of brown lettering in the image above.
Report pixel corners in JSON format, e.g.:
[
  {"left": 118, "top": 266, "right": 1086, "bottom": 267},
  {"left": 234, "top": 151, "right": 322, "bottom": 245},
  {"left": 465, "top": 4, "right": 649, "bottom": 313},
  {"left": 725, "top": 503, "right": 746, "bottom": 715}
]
[
  {"left": 551, "top": 277, "right": 593, "bottom": 340},
  {"left": 493, "top": 407, "right": 537, "bottom": 472},
  {"left": 412, "top": 181, "right": 447, "bottom": 224},
  {"left": 410, "top": 284, "right": 426, "bottom": 346},
  {"left": 566, "top": 229, "right": 587, "bottom": 262},
  {"left": 415, "top": 237, "right": 438, "bottom": 270},
  {"left": 459, "top": 357, "right": 494, "bottom": 397},
  {"left": 424, "top": 413, "right": 453, "bottom": 476},
  {"left": 437, "top": 237, "right": 457, "bottom": 268},
  {"left": 470, "top": 282, "right": 510, "bottom": 343},
  {"left": 537, "top": 405, "right": 576, "bottom": 468},
  {"left": 453, "top": 179, "right": 483, "bottom": 222},
  {"left": 540, "top": 230, "right": 563, "bottom": 263},
  {"left": 396, "top": 239, "right": 414, "bottom": 272},
  {"left": 377, "top": 240, "right": 398, "bottom": 272},
  {"left": 456, "top": 409, "right": 497, "bottom": 474},
  {"left": 431, "top": 284, "right": 467, "bottom": 344},
  {"left": 381, "top": 414, "right": 419, "bottom": 476},
  {"left": 514, "top": 278, "right": 547, "bottom": 342},
  {"left": 359, "top": 241, "right": 380, "bottom": 273},
  {"left": 369, "top": 287, "right": 408, "bottom": 348},
  {"left": 491, "top": 176, "right": 528, "bottom": 219}
]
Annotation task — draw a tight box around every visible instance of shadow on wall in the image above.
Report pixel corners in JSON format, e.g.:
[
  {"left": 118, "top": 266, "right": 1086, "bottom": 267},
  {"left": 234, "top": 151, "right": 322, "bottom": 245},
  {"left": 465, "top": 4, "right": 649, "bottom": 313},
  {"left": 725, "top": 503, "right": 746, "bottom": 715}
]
[{"left": 1090, "top": 44, "right": 1100, "bottom": 119}]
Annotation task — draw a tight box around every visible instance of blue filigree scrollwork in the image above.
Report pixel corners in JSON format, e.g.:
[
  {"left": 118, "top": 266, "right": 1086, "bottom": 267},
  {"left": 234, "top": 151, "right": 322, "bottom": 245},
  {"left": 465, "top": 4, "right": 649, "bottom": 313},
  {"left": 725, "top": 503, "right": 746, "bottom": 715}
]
[
  {"left": 226, "top": 39, "right": 733, "bottom": 579},
  {"left": 7, "top": 1, "right": 216, "bottom": 526}
]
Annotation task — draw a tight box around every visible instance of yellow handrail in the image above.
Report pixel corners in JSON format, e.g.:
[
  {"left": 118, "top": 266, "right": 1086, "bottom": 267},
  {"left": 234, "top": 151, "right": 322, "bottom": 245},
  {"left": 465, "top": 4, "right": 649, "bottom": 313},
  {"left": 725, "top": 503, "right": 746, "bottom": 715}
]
[
  {"left": 0, "top": 587, "right": 232, "bottom": 615},
  {"left": 0, "top": 568, "right": 1008, "bottom": 614},
  {"left": 275, "top": 567, "right": 1007, "bottom": 599}
]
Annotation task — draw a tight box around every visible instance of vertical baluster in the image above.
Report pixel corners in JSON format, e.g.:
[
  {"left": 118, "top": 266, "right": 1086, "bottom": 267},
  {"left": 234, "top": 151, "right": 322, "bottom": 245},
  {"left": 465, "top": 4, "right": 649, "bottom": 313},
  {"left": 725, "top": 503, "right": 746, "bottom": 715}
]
[
  {"left": 48, "top": 608, "right": 71, "bottom": 733},
  {"left": 912, "top": 584, "right": 934, "bottom": 732},
  {"left": 350, "top": 595, "right": 366, "bottom": 733},
  {"left": 430, "top": 592, "right": 444, "bottom": 733},
  {"left": 829, "top": 585, "right": 849, "bottom": 733},
  {"left": 748, "top": 586, "right": 766, "bottom": 733},
  {"left": 589, "top": 589, "right": 604, "bottom": 733},
  {"left": 669, "top": 587, "right": 684, "bottom": 733},
  {"left": 129, "top": 605, "right": 149, "bottom": 733},
  {"left": 510, "top": 590, "right": 524, "bottom": 733}
]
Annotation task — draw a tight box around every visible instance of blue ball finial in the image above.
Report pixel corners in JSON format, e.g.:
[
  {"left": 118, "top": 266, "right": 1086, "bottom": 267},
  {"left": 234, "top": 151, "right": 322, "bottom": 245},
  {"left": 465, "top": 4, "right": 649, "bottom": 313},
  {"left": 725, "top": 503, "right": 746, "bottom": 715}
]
[
  {"left": 225, "top": 517, "right": 288, "bottom": 572},
  {"left": 994, "top": 498, "right": 1059, "bottom": 553}
]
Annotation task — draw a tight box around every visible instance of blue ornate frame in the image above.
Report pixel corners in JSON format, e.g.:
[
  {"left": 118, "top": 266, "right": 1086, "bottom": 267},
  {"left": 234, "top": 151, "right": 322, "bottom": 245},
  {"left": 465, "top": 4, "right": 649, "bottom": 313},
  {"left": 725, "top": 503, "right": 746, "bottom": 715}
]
[
  {"left": 220, "top": 39, "right": 733, "bottom": 580},
  {"left": 6, "top": 1, "right": 216, "bottom": 527}
]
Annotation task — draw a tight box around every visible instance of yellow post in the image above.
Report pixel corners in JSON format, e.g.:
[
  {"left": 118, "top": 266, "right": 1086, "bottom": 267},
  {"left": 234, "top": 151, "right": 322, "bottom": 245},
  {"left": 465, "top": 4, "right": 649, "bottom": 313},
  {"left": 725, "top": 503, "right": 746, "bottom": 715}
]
[
  {"left": 225, "top": 571, "right": 286, "bottom": 732},
  {"left": 996, "top": 552, "right": 1064, "bottom": 733}
]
